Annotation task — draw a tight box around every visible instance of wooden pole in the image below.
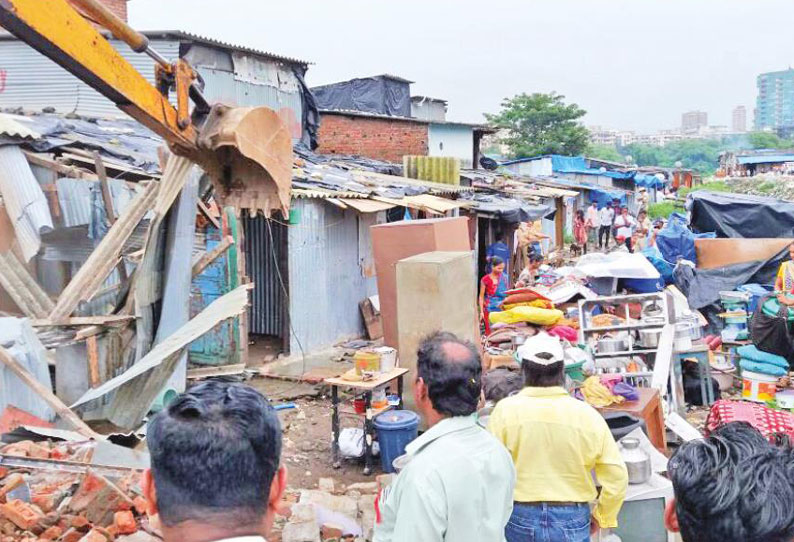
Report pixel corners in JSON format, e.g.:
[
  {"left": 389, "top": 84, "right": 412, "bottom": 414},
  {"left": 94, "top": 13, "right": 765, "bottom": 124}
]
[{"left": 0, "top": 346, "right": 102, "bottom": 440}]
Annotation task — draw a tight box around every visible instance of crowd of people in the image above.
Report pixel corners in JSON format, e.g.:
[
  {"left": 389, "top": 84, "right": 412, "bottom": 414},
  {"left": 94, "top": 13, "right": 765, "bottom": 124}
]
[
  {"left": 582, "top": 194, "right": 655, "bottom": 255},
  {"left": 142, "top": 334, "right": 794, "bottom": 542}
]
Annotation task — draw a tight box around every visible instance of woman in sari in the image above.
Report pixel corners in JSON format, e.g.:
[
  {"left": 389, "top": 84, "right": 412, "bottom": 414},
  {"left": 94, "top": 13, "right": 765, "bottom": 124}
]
[
  {"left": 776, "top": 242, "right": 794, "bottom": 306},
  {"left": 573, "top": 209, "right": 588, "bottom": 253},
  {"left": 479, "top": 256, "right": 508, "bottom": 334}
]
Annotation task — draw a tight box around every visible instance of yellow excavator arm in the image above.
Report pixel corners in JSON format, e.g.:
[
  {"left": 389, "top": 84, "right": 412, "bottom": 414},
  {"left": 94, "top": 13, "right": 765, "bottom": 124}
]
[{"left": 0, "top": 0, "right": 293, "bottom": 215}]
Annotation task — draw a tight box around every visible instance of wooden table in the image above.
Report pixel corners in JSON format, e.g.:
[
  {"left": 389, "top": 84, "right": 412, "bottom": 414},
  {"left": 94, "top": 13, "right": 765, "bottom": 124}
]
[
  {"left": 597, "top": 387, "right": 667, "bottom": 453},
  {"left": 324, "top": 367, "right": 409, "bottom": 475}
]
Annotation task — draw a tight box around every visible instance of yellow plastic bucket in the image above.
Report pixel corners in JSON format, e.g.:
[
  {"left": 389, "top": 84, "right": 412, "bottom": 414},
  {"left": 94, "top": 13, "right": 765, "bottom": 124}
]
[
  {"left": 742, "top": 370, "right": 777, "bottom": 403},
  {"left": 354, "top": 351, "right": 381, "bottom": 375}
]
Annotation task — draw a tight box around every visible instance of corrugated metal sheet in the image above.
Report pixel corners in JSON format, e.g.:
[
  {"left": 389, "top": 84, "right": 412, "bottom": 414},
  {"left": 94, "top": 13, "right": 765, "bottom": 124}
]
[
  {"left": 198, "top": 68, "right": 303, "bottom": 140},
  {"left": 244, "top": 215, "right": 286, "bottom": 337},
  {"left": 0, "top": 146, "right": 53, "bottom": 261},
  {"left": 287, "top": 199, "right": 378, "bottom": 354},
  {"left": 0, "top": 39, "right": 180, "bottom": 118}
]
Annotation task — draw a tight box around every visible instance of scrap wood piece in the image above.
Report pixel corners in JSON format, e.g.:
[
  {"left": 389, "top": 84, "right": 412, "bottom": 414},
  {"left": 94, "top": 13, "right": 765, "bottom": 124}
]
[
  {"left": 48, "top": 179, "right": 160, "bottom": 320},
  {"left": 0, "top": 346, "right": 102, "bottom": 440},
  {"left": 71, "top": 283, "right": 254, "bottom": 410},
  {"left": 0, "top": 251, "right": 54, "bottom": 318},
  {"left": 187, "top": 363, "right": 246, "bottom": 380},
  {"left": 197, "top": 199, "right": 221, "bottom": 229},
  {"left": 30, "top": 315, "right": 136, "bottom": 327},
  {"left": 192, "top": 235, "right": 235, "bottom": 277}
]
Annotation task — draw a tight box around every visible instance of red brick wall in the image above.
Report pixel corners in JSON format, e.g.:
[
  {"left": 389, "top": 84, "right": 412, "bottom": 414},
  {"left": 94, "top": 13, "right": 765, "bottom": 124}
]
[
  {"left": 78, "top": 0, "right": 128, "bottom": 21},
  {"left": 317, "top": 113, "right": 428, "bottom": 163}
]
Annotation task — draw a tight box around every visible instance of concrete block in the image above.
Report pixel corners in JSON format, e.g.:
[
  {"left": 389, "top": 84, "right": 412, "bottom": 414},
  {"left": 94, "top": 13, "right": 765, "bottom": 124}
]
[
  {"left": 282, "top": 521, "right": 320, "bottom": 542},
  {"left": 396, "top": 251, "right": 479, "bottom": 413}
]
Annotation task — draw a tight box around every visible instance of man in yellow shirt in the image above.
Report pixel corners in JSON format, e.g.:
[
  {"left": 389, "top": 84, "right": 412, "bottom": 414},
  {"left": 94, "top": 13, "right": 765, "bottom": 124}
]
[{"left": 489, "top": 334, "right": 628, "bottom": 542}]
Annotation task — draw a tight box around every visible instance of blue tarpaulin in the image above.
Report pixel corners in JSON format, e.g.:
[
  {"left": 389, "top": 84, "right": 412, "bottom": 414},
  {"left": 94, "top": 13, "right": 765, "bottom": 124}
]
[
  {"left": 634, "top": 173, "right": 666, "bottom": 189},
  {"left": 656, "top": 213, "right": 715, "bottom": 264},
  {"left": 737, "top": 154, "right": 794, "bottom": 165},
  {"left": 589, "top": 188, "right": 627, "bottom": 208}
]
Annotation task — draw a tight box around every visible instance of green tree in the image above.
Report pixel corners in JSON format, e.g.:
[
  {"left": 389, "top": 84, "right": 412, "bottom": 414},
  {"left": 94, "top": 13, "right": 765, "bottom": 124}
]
[
  {"left": 747, "top": 131, "right": 794, "bottom": 149},
  {"left": 485, "top": 92, "right": 590, "bottom": 158},
  {"left": 586, "top": 143, "right": 624, "bottom": 163}
]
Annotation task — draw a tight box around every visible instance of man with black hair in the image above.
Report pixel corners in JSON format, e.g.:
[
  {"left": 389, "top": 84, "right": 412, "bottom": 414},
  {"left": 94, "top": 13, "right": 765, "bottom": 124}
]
[
  {"left": 489, "top": 333, "right": 627, "bottom": 542},
  {"left": 665, "top": 421, "right": 794, "bottom": 542},
  {"left": 142, "top": 380, "right": 286, "bottom": 542},
  {"left": 375, "top": 331, "right": 515, "bottom": 542}
]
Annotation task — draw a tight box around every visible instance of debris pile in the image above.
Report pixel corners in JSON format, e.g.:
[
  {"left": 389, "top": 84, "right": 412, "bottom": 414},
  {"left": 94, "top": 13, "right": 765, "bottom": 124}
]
[
  {"left": 725, "top": 175, "right": 794, "bottom": 201},
  {"left": 0, "top": 441, "right": 156, "bottom": 542},
  {"left": 278, "top": 477, "right": 387, "bottom": 542}
]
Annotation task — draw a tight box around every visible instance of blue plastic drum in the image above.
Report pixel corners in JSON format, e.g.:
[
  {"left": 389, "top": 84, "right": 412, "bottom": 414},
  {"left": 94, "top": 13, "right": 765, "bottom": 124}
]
[{"left": 373, "top": 410, "right": 419, "bottom": 473}]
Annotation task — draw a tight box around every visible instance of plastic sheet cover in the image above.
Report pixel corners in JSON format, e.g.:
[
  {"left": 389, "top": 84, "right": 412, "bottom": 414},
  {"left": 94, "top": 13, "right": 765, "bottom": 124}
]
[
  {"left": 656, "top": 213, "right": 715, "bottom": 264},
  {"left": 687, "top": 191, "right": 794, "bottom": 238},
  {"left": 313, "top": 76, "right": 411, "bottom": 117},
  {"left": 673, "top": 246, "right": 788, "bottom": 310}
]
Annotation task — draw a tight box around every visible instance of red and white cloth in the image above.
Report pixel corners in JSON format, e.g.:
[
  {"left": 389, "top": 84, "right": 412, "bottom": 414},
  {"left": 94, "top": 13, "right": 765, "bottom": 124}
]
[{"left": 706, "top": 399, "right": 794, "bottom": 442}]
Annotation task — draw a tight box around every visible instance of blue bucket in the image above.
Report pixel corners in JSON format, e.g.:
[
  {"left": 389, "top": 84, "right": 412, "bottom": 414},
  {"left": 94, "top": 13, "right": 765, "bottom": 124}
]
[{"left": 373, "top": 410, "right": 419, "bottom": 473}]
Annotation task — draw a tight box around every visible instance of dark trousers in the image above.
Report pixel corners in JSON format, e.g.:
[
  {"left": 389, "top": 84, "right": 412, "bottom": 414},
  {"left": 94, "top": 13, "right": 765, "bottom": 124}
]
[{"left": 598, "top": 226, "right": 611, "bottom": 249}]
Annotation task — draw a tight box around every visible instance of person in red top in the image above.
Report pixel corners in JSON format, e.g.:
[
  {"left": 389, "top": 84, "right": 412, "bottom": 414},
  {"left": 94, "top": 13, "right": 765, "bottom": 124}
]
[
  {"left": 574, "top": 209, "right": 588, "bottom": 253},
  {"left": 479, "top": 256, "right": 508, "bottom": 335}
]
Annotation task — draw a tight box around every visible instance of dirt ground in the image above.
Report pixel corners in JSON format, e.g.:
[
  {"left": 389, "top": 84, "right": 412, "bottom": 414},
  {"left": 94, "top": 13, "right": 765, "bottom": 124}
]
[{"left": 248, "top": 377, "right": 378, "bottom": 490}]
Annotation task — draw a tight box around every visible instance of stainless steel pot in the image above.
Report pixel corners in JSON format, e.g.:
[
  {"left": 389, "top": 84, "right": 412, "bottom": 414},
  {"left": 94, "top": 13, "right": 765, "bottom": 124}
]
[
  {"left": 637, "top": 328, "right": 662, "bottom": 348},
  {"left": 597, "top": 336, "right": 629, "bottom": 354}
]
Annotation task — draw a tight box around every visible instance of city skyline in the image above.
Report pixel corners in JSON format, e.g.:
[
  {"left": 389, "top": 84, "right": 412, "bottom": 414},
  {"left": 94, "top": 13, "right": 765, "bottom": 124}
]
[{"left": 127, "top": 0, "right": 793, "bottom": 133}]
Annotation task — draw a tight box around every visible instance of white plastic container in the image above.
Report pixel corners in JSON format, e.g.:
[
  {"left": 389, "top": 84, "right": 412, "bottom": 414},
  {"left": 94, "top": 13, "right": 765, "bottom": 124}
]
[
  {"left": 711, "top": 363, "right": 736, "bottom": 391},
  {"left": 375, "top": 346, "right": 397, "bottom": 372},
  {"left": 742, "top": 370, "right": 778, "bottom": 403}
]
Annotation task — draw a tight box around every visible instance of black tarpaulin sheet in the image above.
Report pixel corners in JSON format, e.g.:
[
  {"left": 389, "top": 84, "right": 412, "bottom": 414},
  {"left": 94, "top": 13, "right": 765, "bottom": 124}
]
[
  {"left": 673, "top": 247, "right": 788, "bottom": 310},
  {"left": 687, "top": 191, "right": 794, "bottom": 238},
  {"left": 312, "top": 76, "right": 411, "bottom": 117},
  {"left": 460, "top": 193, "right": 554, "bottom": 223}
]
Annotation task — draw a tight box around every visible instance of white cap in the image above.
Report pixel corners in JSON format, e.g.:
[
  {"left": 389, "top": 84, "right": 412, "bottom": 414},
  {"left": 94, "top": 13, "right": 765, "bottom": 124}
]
[{"left": 516, "top": 333, "right": 564, "bottom": 366}]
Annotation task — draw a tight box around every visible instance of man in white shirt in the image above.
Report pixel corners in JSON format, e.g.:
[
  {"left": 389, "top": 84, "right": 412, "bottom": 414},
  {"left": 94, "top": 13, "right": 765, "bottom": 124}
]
[
  {"left": 142, "top": 381, "right": 287, "bottom": 542},
  {"left": 375, "top": 332, "right": 516, "bottom": 542},
  {"left": 598, "top": 202, "right": 615, "bottom": 250},
  {"left": 612, "top": 207, "right": 637, "bottom": 253}
]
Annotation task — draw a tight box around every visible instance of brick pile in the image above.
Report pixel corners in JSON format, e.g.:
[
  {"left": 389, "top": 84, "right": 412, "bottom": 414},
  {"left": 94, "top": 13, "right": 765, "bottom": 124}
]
[{"left": 0, "top": 441, "right": 159, "bottom": 542}]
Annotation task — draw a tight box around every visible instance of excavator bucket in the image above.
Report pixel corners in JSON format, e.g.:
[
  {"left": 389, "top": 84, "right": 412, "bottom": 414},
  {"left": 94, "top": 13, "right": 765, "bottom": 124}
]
[{"left": 195, "top": 104, "right": 293, "bottom": 217}]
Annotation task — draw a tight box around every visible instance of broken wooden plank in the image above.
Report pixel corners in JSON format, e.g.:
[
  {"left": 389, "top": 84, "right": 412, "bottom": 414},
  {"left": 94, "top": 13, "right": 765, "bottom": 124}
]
[
  {"left": 22, "top": 151, "right": 98, "bottom": 181},
  {"left": 49, "top": 179, "right": 159, "bottom": 320},
  {"left": 187, "top": 363, "right": 246, "bottom": 379},
  {"left": 192, "top": 235, "right": 235, "bottom": 277},
  {"left": 72, "top": 283, "right": 253, "bottom": 410},
  {"left": 0, "top": 346, "right": 101, "bottom": 440},
  {"left": 197, "top": 199, "right": 221, "bottom": 229},
  {"left": 31, "top": 315, "right": 135, "bottom": 327},
  {"left": 86, "top": 336, "right": 100, "bottom": 388}
]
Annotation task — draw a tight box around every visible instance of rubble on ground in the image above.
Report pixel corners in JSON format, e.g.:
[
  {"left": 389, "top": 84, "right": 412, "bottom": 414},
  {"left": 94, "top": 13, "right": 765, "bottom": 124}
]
[
  {"left": 0, "top": 441, "right": 157, "bottom": 542},
  {"left": 276, "top": 476, "right": 389, "bottom": 542},
  {"left": 725, "top": 175, "right": 794, "bottom": 201}
]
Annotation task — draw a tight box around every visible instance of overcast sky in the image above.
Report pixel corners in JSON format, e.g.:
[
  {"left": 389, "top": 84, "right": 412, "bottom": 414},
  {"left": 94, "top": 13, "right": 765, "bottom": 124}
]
[{"left": 130, "top": 0, "right": 794, "bottom": 133}]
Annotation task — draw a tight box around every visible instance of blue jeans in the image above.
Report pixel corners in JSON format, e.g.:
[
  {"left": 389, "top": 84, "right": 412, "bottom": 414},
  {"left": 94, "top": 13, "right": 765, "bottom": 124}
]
[{"left": 505, "top": 503, "right": 591, "bottom": 542}]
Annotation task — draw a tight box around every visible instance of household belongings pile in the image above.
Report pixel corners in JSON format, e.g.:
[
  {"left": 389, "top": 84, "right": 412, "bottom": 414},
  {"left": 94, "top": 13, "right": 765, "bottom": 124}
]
[{"left": 736, "top": 345, "right": 788, "bottom": 404}]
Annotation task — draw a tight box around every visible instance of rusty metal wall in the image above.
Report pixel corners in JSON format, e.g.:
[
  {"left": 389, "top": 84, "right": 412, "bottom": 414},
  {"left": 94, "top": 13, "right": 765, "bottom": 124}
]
[
  {"left": 243, "top": 214, "right": 287, "bottom": 338},
  {"left": 0, "top": 39, "right": 180, "bottom": 118},
  {"left": 287, "top": 199, "right": 378, "bottom": 355}
]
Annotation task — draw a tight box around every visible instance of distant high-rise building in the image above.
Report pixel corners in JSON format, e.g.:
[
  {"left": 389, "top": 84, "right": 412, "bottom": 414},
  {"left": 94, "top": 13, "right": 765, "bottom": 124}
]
[
  {"left": 681, "top": 111, "right": 708, "bottom": 133},
  {"left": 755, "top": 69, "right": 794, "bottom": 132},
  {"left": 732, "top": 106, "right": 747, "bottom": 132}
]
